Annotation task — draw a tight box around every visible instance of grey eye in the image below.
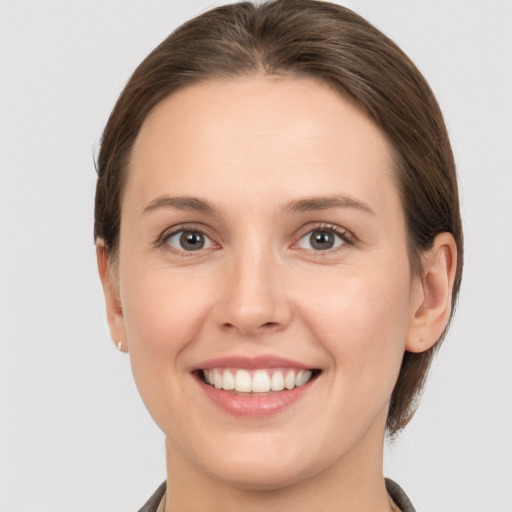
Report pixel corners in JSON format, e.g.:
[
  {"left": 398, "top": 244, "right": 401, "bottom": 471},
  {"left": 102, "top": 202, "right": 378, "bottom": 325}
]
[
  {"left": 297, "top": 229, "right": 344, "bottom": 251},
  {"left": 165, "top": 230, "right": 213, "bottom": 251}
]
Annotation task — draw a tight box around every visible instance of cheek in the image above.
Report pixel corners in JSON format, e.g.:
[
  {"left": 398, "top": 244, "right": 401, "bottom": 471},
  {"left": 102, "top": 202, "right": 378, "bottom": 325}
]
[
  {"left": 121, "top": 262, "right": 208, "bottom": 349},
  {"left": 118, "top": 264, "right": 213, "bottom": 412},
  {"left": 298, "top": 262, "right": 412, "bottom": 389}
]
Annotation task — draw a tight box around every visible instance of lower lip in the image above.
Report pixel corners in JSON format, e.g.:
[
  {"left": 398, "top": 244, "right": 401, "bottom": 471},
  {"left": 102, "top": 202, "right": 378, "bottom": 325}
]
[{"left": 196, "top": 375, "right": 315, "bottom": 417}]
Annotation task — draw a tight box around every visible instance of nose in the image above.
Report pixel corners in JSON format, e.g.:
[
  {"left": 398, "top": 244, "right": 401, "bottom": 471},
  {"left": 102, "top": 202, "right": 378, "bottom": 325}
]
[{"left": 212, "top": 248, "right": 293, "bottom": 337}]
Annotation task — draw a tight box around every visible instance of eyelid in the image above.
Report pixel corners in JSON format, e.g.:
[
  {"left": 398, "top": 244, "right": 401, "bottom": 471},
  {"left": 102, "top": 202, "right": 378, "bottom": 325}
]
[
  {"left": 291, "top": 223, "right": 355, "bottom": 251},
  {"left": 155, "top": 221, "right": 354, "bottom": 254},
  {"left": 156, "top": 223, "right": 220, "bottom": 252}
]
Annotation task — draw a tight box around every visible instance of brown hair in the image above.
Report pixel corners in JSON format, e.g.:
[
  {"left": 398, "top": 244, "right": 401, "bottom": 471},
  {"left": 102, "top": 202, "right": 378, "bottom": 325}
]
[{"left": 94, "top": 0, "right": 463, "bottom": 436}]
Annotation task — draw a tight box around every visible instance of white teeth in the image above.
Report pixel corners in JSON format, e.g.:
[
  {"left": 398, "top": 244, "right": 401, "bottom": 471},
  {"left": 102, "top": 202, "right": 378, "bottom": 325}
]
[
  {"left": 235, "top": 369, "right": 252, "bottom": 392},
  {"left": 284, "top": 370, "right": 296, "bottom": 390},
  {"left": 252, "top": 370, "right": 271, "bottom": 392},
  {"left": 223, "top": 370, "right": 235, "bottom": 390},
  {"left": 213, "top": 369, "right": 223, "bottom": 389},
  {"left": 270, "top": 371, "right": 285, "bottom": 391},
  {"left": 202, "top": 368, "right": 315, "bottom": 392},
  {"left": 296, "top": 370, "right": 312, "bottom": 387}
]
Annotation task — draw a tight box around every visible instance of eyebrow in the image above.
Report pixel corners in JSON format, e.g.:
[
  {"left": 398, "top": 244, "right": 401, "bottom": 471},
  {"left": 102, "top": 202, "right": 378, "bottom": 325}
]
[
  {"left": 141, "top": 196, "right": 218, "bottom": 216},
  {"left": 284, "top": 195, "right": 375, "bottom": 216},
  {"left": 141, "top": 194, "right": 375, "bottom": 217}
]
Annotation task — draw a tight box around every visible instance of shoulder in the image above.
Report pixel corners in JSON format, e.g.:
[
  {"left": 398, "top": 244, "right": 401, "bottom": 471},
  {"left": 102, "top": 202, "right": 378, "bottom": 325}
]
[
  {"left": 385, "top": 478, "right": 417, "bottom": 512},
  {"left": 137, "top": 481, "right": 166, "bottom": 512}
]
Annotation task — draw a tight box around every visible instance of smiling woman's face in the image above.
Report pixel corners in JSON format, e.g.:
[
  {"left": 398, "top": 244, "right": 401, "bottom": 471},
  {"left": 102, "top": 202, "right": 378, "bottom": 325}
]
[{"left": 103, "top": 76, "right": 427, "bottom": 490}]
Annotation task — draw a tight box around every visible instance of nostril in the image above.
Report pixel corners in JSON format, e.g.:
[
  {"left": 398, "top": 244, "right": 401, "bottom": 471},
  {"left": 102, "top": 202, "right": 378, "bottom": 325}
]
[{"left": 221, "top": 321, "right": 278, "bottom": 328}]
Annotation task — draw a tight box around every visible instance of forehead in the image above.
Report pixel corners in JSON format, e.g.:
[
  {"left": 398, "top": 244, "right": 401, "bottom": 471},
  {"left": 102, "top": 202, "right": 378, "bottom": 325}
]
[{"left": 127, "top": 75, "right": 398, "bottom": 216}]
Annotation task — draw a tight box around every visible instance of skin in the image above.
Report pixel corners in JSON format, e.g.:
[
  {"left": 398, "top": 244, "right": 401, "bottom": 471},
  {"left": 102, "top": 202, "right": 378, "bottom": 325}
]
[{"left": 97, "top": 76, "right": 457, "bottom": 511}]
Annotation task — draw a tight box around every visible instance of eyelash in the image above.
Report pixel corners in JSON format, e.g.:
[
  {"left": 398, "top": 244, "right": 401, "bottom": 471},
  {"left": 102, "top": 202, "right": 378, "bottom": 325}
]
[
  {"left": 157, "top": 223, "right": 218, "bottom": 255},
  {"left": 293, "top": 223, "right": 354, "bottom": 254},
  {"left": 156, "top": 223, "right": 354, "bottom": 255}
]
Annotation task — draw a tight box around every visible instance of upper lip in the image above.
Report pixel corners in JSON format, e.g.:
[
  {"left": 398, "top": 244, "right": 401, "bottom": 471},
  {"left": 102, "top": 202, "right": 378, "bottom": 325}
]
[{"left": 191, "top": 355, "right": 317, "bottom": 371}]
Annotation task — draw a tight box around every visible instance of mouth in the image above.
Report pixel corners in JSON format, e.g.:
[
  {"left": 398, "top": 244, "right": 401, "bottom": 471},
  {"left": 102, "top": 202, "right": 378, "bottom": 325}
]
[
  {"left": 191, "top": 356, "right": 321, "bottom": 416},
  {"left": 196, "top": 367, "right": 321, "bottom": 395}
]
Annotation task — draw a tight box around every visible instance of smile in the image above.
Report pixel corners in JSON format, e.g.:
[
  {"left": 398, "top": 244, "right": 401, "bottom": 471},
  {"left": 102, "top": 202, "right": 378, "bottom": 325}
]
[
  {"left": 202, "top": 368, "right": 314, "bottom": 393},
  {"left": 193, "top": 356, "right": 321, "bottom": 416}
]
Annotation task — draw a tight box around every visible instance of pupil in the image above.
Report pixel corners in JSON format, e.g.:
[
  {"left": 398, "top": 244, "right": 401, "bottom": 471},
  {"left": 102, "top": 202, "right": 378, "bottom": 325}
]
[
  {"left": 180, "top": 231, "right": 204, "bottom": 251},
  {"left": 310, "top": 230, "right": 334, "bottom": 250}
]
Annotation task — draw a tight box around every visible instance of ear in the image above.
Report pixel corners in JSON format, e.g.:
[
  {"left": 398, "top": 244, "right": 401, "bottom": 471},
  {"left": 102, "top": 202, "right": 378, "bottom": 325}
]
[
  {"left": 406, "top": 232, "right": 458, "bottom": 353},
  {"left": 96, "top": 241, "right": 127, "bottom": 352}
]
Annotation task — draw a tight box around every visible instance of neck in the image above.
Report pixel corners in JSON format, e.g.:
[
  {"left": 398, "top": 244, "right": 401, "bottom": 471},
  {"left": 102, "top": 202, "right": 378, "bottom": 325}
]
[{"left": 163, "top": 409, "right": 395, "bottom": 512}]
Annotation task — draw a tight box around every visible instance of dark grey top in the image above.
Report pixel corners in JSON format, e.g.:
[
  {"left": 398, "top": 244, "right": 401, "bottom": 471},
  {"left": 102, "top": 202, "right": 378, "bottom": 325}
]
[
  {"left": 137, "top": 478, "right": 416, "bottom": 512},
  {"left": 386, "top": 478, "right": 417, "bottom": 512},
  {"left": 138, "top": 481, "right": 166, "bottom": 512}
]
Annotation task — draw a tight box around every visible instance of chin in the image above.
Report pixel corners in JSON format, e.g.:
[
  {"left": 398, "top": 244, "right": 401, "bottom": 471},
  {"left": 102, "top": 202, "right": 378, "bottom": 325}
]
[
  {"left": 211, "top": 459, "right": 311, "bottom": 492},
  {"left": 187, "top": 432, "right": 325, "bottom": 492}
]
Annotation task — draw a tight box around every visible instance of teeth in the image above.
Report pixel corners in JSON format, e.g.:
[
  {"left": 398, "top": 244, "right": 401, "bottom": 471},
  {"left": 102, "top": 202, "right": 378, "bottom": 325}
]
[
  {"left": 213, "top": 370, "right": 223, "bottom": 389},
  {"left": 235, "top": 369, "right": 252, "bottom": 392},
  {"left": 270, "top": 371, "right": 285, "bottom": 391},
  {"left": 223, "top": 370, "right": 235, "bottom": 390},
  {"left": 296, "top": 370, "right": 312, "bottom": 387},
  {"left": 252, "top": 370, "right": 271, "bottom": 392},
  {"left": 202, "top": 368, "right": 314, "bottom": 392},
  {"left": 284, "top": 370, "right": 295, "bottom": 390}
]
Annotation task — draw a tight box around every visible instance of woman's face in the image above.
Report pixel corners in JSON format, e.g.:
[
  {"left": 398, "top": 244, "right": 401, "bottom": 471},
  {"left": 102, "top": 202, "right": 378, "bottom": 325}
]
[{"left": 112, "top": 76, "right": 425, "bottom": 489}]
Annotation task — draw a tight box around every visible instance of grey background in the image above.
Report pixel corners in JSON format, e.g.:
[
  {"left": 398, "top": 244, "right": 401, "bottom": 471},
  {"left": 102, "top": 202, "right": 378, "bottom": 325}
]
[{"left": 1, "top": 1, "right": 511, "bottom": 511}]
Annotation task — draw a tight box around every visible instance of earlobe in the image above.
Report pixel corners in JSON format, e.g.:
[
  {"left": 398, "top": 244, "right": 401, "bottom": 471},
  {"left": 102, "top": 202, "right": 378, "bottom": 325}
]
[
  {"left": 96, "top": 241, "right": 127, "bottom": 352},
  {"left": 406, "top": 233, "right": 457, "bottom": 353}
]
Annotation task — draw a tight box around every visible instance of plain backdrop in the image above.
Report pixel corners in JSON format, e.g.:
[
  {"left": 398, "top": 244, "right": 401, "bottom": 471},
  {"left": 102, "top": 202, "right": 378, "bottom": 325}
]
[{"left": 1, "top": 1, "right": 511, "bottom": 511}]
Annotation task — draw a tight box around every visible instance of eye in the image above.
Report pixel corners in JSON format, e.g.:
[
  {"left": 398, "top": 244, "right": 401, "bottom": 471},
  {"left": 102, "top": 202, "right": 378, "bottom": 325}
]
[
  {"left": 164, "top": 229, "right": 215, "bottom": 252},
  {"left": 296, "top": 228, "right": 347, "bottom": 251}
]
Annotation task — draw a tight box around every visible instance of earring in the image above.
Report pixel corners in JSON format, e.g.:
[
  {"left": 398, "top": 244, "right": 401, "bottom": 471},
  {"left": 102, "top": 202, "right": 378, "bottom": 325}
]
[{"left": 117, "top": 341, "right": 122, "bottom": 351}]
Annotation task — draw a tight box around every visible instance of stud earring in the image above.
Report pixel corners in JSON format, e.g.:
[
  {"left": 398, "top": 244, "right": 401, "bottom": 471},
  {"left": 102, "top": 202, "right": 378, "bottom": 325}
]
[{"left": 117, "top": 341, "right": 122, "bottom": 351}]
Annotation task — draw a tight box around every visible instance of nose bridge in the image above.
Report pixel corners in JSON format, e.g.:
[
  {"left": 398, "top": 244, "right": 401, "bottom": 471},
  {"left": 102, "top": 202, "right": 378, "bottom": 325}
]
[{"left": 215, "top": 238, "right": 291, "bottom": 335}]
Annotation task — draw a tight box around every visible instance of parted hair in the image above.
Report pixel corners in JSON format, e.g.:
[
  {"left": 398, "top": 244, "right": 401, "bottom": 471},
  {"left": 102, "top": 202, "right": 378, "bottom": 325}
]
[{"left": 94, "top": 0, "right": 463, "bottom": 436}]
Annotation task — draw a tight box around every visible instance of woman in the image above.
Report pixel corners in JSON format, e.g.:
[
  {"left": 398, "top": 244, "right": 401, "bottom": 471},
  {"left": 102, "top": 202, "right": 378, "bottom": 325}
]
[{"left": 94, "top": 1, "right": 462, "bottom": 510}]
